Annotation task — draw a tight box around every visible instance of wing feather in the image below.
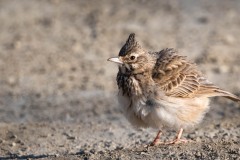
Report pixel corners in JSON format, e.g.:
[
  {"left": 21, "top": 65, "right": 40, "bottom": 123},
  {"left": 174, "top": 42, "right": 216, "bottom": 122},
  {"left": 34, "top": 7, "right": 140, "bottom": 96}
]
[
  {"left": 152, "top": 49, "right": 209, "bottom": 98},
  {"left": 152, "top": 48, "right": 240, "bottom": 102}
]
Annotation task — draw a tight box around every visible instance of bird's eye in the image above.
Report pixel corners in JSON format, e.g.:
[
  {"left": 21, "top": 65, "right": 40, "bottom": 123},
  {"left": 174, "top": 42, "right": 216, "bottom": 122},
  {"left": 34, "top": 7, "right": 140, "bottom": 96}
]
[{"left": 130, "top": 56, "right": 135, "bottom": 60}]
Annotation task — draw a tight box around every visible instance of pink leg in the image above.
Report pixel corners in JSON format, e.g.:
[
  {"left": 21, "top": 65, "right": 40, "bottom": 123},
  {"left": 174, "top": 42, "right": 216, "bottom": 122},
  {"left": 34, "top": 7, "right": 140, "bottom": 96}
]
[
  {"left": 150, "top": 130, "right": 163, "bottom": 146},
  {"left": 164, "top": 128, "right": 190, "bottom": 145}
]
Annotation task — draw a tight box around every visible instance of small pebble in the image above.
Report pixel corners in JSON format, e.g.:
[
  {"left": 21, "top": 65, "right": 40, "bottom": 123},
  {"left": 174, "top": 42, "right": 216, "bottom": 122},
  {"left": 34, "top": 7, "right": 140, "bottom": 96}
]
[
  {"left": 90, "top": 149, "right": 95, "bottom": 154},
  {"left": 11, "top": 142, "right": 16, "bottom": 147},
  {"left": 54, "top": 154, "right": 60, "bottom": 157},
  {"left": 219, "top": 65, "right": 230, "bottom": 73},
  {"left": 223, "top": 34, "right": 235, "bottom": 45},
  {"left": 140, "top": 152, "right": 150, "bottom": 156},
  {"left": 195, "top": 151, "right": 201, "bottom": 157},
  {"left": 7, "top": 76, "right": 17, "bottom": 86}
]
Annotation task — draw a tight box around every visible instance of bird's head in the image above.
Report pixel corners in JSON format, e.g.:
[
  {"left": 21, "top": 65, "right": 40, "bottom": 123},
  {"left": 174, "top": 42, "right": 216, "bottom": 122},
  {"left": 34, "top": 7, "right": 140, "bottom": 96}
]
[{"left": 108, "top": 33, "right": 153, "bottom": 74}]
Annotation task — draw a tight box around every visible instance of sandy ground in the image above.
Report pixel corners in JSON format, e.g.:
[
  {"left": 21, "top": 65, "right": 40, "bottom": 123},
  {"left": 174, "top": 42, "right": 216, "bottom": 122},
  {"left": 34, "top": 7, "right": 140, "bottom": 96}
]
[{"left": 0, "top": 0, "right": 240, "bottom": 159}]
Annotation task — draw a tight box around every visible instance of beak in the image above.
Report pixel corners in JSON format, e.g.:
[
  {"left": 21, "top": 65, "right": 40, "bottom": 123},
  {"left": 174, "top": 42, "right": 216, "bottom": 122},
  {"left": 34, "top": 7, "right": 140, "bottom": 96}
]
[{"left": 107, "top": 57, "right": 123, "bottom": 64}]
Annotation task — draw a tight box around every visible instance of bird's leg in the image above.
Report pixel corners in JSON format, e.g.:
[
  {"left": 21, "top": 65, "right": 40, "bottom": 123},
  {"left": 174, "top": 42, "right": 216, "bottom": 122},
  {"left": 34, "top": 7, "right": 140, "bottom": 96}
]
[
  {"left": 164, "top": 128, "right": 189, "bottom": 145},
  {"left": 150, "top": 130, "right": 162, "bottom": 146}
]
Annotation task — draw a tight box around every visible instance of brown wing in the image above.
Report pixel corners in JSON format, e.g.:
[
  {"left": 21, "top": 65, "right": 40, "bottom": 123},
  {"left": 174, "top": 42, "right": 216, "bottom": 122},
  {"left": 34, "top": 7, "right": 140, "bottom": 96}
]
[{"left": 152, "top": 48, "right": 240, "bottom": 101}]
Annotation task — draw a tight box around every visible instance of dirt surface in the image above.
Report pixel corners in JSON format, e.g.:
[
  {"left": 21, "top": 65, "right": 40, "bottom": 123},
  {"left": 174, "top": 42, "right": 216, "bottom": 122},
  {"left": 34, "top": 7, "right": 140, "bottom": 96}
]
[{"left": 0, "top": 0, "right": 240, "bottom": 159}]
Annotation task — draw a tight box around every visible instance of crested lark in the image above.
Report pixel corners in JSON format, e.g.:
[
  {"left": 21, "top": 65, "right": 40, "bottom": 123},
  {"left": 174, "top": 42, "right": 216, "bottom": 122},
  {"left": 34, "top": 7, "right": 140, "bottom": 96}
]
[{"left": 108, "top": 33, "right": 240, "bottom": 145}]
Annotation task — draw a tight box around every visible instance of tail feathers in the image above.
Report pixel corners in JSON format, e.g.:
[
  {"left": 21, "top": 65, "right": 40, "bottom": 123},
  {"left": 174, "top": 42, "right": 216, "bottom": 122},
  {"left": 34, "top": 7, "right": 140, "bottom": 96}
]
[
  {"left": 197, "top": 85, "right": 240, "bottom": 102},
  {"left": 215, "top": 90, "right": 240, "bottom": 102}
]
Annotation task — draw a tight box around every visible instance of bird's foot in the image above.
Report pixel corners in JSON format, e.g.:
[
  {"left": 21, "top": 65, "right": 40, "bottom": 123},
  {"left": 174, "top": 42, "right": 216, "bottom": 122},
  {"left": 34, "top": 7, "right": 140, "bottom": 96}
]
[
  {"left": 144, "top": 140, "right": 164, "bottom": 148},
  {"left": 164, "top": 138, "right": 192, "bottom": 145},
  {"left": 149, "top": 139, "right": 164, "bottom": 146}
]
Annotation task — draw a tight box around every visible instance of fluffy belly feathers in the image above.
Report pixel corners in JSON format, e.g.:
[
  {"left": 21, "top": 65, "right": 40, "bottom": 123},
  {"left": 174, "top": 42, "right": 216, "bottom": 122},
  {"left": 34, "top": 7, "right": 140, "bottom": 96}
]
[{"left": 118, "top": 89, "right": 210, "bottom": 130}]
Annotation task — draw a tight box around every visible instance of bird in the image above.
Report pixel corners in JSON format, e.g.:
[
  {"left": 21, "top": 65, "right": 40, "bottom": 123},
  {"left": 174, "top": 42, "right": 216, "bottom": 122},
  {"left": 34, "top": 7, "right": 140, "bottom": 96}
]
[{"left": 107, "top": 33, "right": 240, "bottom": 146}]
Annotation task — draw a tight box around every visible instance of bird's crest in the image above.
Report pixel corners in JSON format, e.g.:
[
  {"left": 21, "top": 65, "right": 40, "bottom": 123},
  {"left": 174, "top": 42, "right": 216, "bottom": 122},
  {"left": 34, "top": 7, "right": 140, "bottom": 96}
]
[{"left": 119, "top": 33, "right": 141, "bottom": 56}]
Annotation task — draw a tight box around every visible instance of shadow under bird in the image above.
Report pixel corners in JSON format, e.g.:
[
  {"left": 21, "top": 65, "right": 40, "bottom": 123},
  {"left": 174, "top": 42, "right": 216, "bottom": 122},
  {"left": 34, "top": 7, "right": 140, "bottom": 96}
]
[{"left": 108, "top": 33, "right": 240, "bottom": 145}]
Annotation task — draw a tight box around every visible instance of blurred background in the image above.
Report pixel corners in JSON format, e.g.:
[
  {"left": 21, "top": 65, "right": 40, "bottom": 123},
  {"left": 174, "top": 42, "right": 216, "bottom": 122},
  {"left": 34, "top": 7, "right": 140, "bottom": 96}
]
[{"left": 0, "top": 0, "right": 239, "bottom": 158}]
